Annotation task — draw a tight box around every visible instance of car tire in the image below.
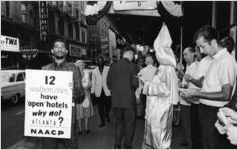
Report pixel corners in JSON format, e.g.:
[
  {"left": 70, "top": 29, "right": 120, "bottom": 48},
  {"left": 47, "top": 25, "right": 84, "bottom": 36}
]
[{"left": 11, "top": 94, "right": 20, "bottom": 104}]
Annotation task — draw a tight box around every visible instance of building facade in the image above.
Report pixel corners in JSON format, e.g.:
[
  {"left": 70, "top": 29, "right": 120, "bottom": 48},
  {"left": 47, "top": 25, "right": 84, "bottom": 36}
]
[
  {"left": 1, "top": 1, "right": 40, "bottom": 69},
  {"left": 45, "top": 1, "right": 88, "bottom": 61},
  {"left": 1, "top": 1, "right": 88, "bottom": 69},
  {"left": 87, "top": 15, "right": 124, "bottom": 64}
]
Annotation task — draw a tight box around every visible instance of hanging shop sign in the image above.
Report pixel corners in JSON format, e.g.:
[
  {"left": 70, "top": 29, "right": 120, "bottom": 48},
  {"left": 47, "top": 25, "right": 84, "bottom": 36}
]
[
  {"left": 39, "top": 1, "right": 48, "bottom": 42},
  {"left": 24, "top": 69, "right": 73, "bottom": 138},
  {"left": 1, "top": 35, "right": 19, "bottom": 52},
  {"left": 80, "top": 48, "right": 87, "bottom": 55},
  {"left": 69, "top": 44, "right": 81, "bottom": 57},
  {"left": 20, "top": 49, "right": 39, "bottom": 55},
  {"left": 20, "top": 49, "right": 38, "bottom": 60},
  {"left": 113, "top": 1, "right": 157, "bottom": 10}
]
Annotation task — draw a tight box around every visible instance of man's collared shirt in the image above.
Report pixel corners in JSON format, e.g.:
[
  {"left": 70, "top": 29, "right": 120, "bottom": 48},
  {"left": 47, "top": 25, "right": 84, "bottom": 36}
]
[
  {"left": 196, "top": 56, "right": 213, "bottom": 80},
  {"left": 201, "top": 48, "right": 237, "bottom": 107},
  {"left": 138, "top": 64, "right": 157, "bottom": 82},
  {"left": 195, "top": 56, "right": 213, "bottom": 104},
  {"left": 180, "top": 62, "right": 199, "bottom": 106}
]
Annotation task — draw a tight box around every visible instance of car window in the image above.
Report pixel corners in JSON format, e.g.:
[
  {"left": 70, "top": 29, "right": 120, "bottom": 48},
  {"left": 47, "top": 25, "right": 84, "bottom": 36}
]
[
  {"left": 16, "top": 73, "right": 25, "bottom": 82},
  {"left": 9, "top": 74, "right": 15, "bottom": 82}
]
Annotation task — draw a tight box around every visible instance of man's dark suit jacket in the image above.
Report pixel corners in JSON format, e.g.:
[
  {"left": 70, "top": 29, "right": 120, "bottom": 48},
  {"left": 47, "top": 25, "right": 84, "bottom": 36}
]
[{"left": 107, "top": 58, "right": 139, "bottom": 108}]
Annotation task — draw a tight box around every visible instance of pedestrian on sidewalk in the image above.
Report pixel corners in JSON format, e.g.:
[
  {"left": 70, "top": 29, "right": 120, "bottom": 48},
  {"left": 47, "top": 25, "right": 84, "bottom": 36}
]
[
  {"left": 141, "top": 23, "right": 179, "bottom": 149},
  {"left": 75, "top": 60, "right": 94, "bottom": 134},
  {"left": 182, "top": 46, "right": 212, "bottom": 149},
  {"left": 107, "top": 46, "right": 139, "bottom": 149},
  {"left": 181, "top": 25, "right": 237, "bottom": 149},
  {"left": 137, "top": 55, "right": 157, "bottom": 118},
  {"left": 91, "top": 56, "right": 111, "bottom": 127},
  {"left": 39, "top": 38, "right": 84, "bottom": 148},
  {"left": 177, "top": 47, "right": 197, "bottom": 148}
]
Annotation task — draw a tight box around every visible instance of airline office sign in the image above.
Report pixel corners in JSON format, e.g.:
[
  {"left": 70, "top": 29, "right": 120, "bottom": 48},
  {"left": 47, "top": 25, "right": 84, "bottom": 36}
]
[{"left": 1, "top": 35, "right": 20, "bottom": 52}]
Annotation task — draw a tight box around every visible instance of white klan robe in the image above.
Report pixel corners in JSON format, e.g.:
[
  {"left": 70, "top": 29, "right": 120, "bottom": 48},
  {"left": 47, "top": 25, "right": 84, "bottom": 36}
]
[{"left": 142, "top": 23, "right": 179, "bottom": 149}]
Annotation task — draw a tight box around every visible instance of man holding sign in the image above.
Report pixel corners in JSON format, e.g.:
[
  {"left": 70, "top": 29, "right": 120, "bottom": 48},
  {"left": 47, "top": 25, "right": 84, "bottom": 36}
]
[{"left": 31, "top": 38, "right": 83, "bottom": 148}]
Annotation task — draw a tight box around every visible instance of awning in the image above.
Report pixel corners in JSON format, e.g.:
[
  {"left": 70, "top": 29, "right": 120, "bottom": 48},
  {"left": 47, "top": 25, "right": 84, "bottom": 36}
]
[
  {"left": 85, "top": 1, "right": 183, "bottom": 17},
  {"left": 85, "top": 1, "right": 183, "bottom": 46}
]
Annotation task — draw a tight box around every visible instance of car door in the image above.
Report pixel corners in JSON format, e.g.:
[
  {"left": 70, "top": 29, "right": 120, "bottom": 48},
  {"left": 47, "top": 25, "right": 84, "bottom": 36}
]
[
  {"left": 1, "top": 73, "right": 17, "bottom": 99},
  {"left": 15, "top": 72, "right": 25, "bottom": 97}
]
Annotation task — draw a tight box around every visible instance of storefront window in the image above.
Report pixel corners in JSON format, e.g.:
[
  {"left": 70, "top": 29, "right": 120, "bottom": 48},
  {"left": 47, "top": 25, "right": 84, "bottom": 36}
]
[
  {"left": 49, "top": 14, "right": 55, "bottom": 33},
  {"left": 76, "top": 9, "right": 79, "bottom": 20},
  {"left": 68, "top": 23, "right": 73, "bottom": 39},
  {"left": 1, "top": 52, "right": 21, "bottom": 70},
  {"left": 58, "top": 19, "right": 64, "bottom": 35},
  {"left": 76, "top": 24, "right": 79, "bottom": 40},
  {"left": 21, "top": 3, "right": 27, "bottom": 23},
  {"left": 6, "top": 1, "right": 10, "bottom": 17},
  {"left": 82, "top": 31, "right": 85, "bottom": 43}
]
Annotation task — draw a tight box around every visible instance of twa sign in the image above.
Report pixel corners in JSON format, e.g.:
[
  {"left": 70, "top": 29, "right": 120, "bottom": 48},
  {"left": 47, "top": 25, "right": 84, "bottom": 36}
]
[{"left": 1, "top": 35, "right": 19, "bottom": 52}]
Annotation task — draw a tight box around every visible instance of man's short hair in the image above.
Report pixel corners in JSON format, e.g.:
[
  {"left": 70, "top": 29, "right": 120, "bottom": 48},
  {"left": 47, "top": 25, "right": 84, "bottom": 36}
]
[
  {"left": 98, "top": 56, "right": 104, "bottom": 61},
  {"left": 184, "top": 47, "right": 195, "bottom": 53},
  {"left": 145, "top": 55, "right": 154, "bottom": 65},
  {"left": 219, "top": 36, "right": 235, "bottom": 53},
  {"left": 122, "top": 46, "right": 135, "bottom": 54},
  {"left": 52, "top": 38, "right": 66, "bottom": 48},
  {"left": 193, "top": 25, "right": 219, "bottom": 44}
]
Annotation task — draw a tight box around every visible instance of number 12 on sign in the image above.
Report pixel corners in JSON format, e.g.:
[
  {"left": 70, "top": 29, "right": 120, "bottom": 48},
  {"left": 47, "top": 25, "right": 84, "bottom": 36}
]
[{"left": 45, "top": 76, "right": 55, "bottom": 85}]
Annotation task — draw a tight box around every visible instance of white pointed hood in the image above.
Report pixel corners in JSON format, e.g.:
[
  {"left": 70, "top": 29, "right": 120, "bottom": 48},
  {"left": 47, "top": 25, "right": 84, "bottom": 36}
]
[{"left": 153, "top": 22, "right": 176, "bottom": 68}]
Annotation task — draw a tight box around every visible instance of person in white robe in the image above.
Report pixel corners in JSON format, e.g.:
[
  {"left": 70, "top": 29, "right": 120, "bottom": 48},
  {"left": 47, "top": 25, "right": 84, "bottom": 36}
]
[{"left": 141, "top": 23, "right": 179, "bottom": 149}]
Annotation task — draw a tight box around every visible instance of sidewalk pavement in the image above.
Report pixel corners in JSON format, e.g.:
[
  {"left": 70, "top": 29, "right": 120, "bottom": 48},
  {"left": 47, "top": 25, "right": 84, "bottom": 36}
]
[{"left": 8, "top": 105, "right": 185, "bottom": 149}]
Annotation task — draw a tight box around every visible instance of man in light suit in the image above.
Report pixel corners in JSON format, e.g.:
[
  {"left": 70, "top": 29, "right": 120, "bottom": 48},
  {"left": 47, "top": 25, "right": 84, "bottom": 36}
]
[
  {"left": 107, "top": 46, "right": 139, "bottom": 149},
  {"left": 91, "top": 56, "right": 111, "bottom": 127}
]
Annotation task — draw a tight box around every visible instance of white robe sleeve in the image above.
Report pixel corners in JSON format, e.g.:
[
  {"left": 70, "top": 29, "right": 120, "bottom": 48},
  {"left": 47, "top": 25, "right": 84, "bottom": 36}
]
[{"left": 143, "top": 75, "right": 170, "bottom": 98}]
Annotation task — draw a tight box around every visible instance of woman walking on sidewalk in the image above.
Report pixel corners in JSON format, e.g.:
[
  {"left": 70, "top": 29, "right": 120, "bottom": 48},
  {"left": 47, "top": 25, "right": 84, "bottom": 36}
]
[{"left": 75, "top": 60, "right": 94, "bottom": 134}]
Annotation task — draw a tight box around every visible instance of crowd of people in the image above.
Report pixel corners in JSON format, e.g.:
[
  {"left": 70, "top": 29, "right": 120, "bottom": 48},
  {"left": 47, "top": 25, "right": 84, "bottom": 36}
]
[
  {"left": 178, "top": 25, "right": 237, "bottom": 149},
  {"left": 28, "top": 24, "right": 236, "bottom": 149}
]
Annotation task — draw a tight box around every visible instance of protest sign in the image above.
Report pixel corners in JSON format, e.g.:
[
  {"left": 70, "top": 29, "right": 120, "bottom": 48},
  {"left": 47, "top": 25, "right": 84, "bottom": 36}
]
[{"left": 24, "top": 69, "right": 72, "bottom": 139}]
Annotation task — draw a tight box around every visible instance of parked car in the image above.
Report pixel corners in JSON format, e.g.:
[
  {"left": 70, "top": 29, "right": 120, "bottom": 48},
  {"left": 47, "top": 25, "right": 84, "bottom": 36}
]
[{"left": 1, "top": 70, "right": 25, "bottom": 104}]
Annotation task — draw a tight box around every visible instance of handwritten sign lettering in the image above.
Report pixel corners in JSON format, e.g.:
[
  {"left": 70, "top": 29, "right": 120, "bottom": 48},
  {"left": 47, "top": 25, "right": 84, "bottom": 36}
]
[{"left": 24, "top": 69, "right": 72, "bottom": 138}]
